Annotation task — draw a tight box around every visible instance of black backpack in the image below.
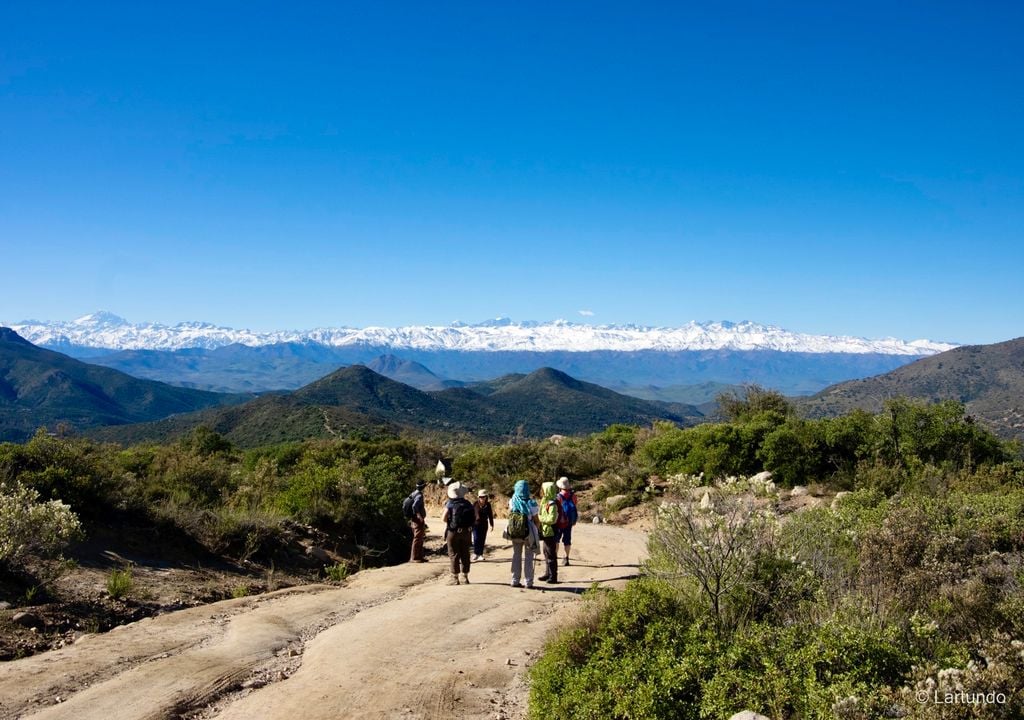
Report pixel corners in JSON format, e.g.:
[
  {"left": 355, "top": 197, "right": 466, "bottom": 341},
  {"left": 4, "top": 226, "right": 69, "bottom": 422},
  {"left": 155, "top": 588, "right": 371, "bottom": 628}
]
[
  {"left": 402, "top": 491, "right": 419, "bottom": 520},
  {"left": 448, "top": 498, "right": 475, "bottom": 530}
]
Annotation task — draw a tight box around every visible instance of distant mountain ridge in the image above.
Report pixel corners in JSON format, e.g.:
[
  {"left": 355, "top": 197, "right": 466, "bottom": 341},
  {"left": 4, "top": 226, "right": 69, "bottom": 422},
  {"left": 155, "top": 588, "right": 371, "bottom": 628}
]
[
  {"left": 7, "top": 312, "right": 956, "bottom": 355},
  {"left": 0, "top": 328, "right": 246, "bottom": 442},
  {"left": 800, "top": 337, "right": 1024, "bottom": 440}
]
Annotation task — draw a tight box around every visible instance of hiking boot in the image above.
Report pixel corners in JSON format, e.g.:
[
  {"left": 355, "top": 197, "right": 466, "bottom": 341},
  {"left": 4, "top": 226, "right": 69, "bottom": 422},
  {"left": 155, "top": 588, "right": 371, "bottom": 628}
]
[
  {"left": 511, "top": 581, "right": 523, "bottom": 588},
  {"left": 562, "top": 557, "right": 570, "bottom": 566},
  {"left": 546, "top": 578, "right": 559, "bottom": 584},
  {"left": 461, "top": 573, "right": 470, "bottom": 584},
  {"left": 525, "top": 583, "right": 534, "bottom": 589},
  {"left": 447, "top": 575, "right": 460, "bottom": 586},
  {"left": 538, "top": 574, "right": 550, "bottom": 582}
]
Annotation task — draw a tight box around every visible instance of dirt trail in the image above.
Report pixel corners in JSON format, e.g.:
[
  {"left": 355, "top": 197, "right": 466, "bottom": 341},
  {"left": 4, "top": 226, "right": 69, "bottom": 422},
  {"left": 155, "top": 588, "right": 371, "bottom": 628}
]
[{"left": 0, "top": 519, "right": 647, "bottom": 720}]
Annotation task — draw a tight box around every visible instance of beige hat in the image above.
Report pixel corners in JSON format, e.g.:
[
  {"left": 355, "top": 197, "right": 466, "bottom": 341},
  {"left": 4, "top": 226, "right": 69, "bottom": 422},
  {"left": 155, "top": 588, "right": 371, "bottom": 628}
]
[
  {"left": 446, "top": 482, "right": 466, "bottom": 500},
  {"left": 556, "top": 477, "right": 570, "bottom": 490},
  {"left": 477, "top": 489, "right": 489, "bottom": 498}
]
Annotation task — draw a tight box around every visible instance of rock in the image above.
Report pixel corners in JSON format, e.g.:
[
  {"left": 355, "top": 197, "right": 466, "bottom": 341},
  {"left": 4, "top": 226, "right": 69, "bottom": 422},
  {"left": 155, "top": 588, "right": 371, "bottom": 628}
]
[
  {"left": 591, "top": 513, "right": 603, "bottom": 524},
  {"left": 699, "top": 491, "right": 712, "bottom": 510},
  {"left": 305, "top": 546, "right": 331, "bottom": 563},
  {"left": 12, "top": 611, "right": 43, "bottom": 629},
  {"left": 0, "top": 601, "right": 11, "bottom": 610},
  {"left": 750, "top": 471, "right": 773, "bottom": 484},
  {"left": 604, "top": 494, "right": 627, "bottom": 509},
  {"left": 790, "top": 485, "right": 808, "bottom": 497},
  {"left": 831, "top": 491, "right": 851, "bottom": 509},
  {"left": 729, "top": 712, "right": 771, "bottom": 720}
]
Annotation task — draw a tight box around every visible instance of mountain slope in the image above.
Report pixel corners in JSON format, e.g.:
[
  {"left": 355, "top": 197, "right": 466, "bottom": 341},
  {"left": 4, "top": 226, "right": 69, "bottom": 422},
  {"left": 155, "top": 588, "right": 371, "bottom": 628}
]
[
  {"left": 365, "top": 354, "right": 463, "bottom": 390},
  {"left": 0, "top": 328, "right": 247, "bottom": 442},
  {"left": 92, "top": 366, "right": 701, "bottom": 447},
  {"left": 799, "top": 337, "right": 1024, "bottom": 439}
]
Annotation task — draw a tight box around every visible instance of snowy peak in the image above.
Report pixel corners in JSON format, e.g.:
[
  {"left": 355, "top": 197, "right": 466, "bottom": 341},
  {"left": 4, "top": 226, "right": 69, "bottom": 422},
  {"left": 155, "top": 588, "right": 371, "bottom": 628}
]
[
  {"left": 73, "top": 311, "right": 129, "bottom": 327},
  {"left": 3, "top": 313, "right": 958, "bottom": 356}
]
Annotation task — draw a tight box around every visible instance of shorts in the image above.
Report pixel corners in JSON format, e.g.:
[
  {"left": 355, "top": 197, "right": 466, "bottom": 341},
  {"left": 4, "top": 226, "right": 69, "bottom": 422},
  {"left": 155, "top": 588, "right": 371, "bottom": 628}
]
[{"left": 554, "top": 525, "right": 573, "bottom": 545}]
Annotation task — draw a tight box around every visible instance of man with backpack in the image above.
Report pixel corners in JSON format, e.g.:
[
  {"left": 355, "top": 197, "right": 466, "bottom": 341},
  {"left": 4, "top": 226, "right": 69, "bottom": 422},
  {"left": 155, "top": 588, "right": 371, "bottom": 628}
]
[
  {"left": 441, "top": 482, "right": 477, "bottom": 585},
  {"left": 555, "top": 476, "right": 579, "bottom": 566},
  {"left": 403, "top": 480, "right": 428, "bottom": 563}
]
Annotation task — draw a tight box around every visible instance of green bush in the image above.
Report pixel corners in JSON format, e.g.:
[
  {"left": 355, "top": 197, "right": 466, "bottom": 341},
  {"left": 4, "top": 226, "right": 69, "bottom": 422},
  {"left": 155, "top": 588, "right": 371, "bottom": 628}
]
[
  {"left": 106, "top": 567, "right": 134, "bottom": 599},
  {"left": 0, "top": 480, "right": 82, "bottom": 568}
]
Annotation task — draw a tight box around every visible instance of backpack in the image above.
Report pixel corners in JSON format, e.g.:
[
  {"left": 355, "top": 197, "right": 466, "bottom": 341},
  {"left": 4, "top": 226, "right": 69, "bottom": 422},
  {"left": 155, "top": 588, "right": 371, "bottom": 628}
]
[
  {"left": 448, "top": 498, "right": 475, "bottom": 530},
  {"left": 558, "top": 492, "right": 578, "bottom": 528},
  {"left": 402, "top": 491, "right": 419, "bottom": 520},
  {"left": 507, "top": 511, "right": 529, "bottom": 539}
]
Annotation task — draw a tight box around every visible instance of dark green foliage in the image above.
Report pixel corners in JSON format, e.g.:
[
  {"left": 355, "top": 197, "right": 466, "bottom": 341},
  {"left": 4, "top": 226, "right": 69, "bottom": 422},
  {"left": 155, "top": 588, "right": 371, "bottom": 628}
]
[
  {"left": 638, "top": 398, "right": 1013, "bottom": 489},
  {"left": 0, "top": 328, "right": 246, "bottom": 442},
  {"left": 716, "top": 384, "right": 793, "bottom": 424}
]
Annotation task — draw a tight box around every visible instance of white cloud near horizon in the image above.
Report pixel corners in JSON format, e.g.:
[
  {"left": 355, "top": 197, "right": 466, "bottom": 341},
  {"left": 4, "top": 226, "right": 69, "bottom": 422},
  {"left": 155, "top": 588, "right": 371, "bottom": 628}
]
[{"left": 578, "top": 309, "right": 595, "bottom": 317}]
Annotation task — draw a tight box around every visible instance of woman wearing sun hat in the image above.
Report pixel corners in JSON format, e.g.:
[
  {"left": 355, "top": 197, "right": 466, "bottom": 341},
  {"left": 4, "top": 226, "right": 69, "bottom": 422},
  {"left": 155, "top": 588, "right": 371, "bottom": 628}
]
[{"left": 441, "top": 482, "right": 476, "bottom": 585}]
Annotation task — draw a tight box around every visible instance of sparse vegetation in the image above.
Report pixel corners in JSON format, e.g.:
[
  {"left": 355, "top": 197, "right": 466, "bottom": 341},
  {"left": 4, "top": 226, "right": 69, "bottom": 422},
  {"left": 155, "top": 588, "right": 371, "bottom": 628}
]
[{"left": 106, "top": 567, "right": 134, "bottom": 600}]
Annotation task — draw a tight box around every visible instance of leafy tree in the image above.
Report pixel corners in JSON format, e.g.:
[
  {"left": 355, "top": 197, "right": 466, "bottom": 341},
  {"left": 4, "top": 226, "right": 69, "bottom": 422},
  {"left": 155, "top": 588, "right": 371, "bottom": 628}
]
[{"left": 716, "top": 384, "right": 793, "bottom": 424}]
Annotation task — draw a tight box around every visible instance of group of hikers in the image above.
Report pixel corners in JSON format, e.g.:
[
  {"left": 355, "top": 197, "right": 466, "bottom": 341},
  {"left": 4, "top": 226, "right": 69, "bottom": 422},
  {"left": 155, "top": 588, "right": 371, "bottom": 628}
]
[{"left": 403, "top": 475, "right": 579, "bottom": 587}]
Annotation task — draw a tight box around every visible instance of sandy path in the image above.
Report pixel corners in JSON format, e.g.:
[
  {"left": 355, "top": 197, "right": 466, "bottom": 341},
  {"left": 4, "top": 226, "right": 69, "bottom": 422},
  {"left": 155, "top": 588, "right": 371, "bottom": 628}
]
[{"left": 0, "top": 519, "right": 646, "bottom": 720}]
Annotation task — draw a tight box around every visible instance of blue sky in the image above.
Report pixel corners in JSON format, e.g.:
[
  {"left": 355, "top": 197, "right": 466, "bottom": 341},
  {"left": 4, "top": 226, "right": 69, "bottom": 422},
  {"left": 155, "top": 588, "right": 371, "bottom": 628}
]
[{"left": 1, "top": 1, "right": 1021, "bottom": 344}]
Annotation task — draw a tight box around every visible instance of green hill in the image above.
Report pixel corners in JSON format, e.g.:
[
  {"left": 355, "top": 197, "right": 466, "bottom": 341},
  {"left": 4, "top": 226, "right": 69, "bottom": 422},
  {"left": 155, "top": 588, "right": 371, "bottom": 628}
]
[
  {"left": 0, "top": 328, "right": 247, "bottom": 442},
  {"left": 92, "top": 365, "right": 702, "bottom": 447},
  {"left": 799, "top": 337, "right": 1024, "bottom": 439}
]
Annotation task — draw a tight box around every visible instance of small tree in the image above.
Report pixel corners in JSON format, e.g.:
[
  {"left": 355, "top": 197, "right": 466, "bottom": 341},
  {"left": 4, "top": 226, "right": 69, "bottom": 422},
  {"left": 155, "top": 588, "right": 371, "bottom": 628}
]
[{"left": 647, "top": 491, "right": 774, "bottom": 637}]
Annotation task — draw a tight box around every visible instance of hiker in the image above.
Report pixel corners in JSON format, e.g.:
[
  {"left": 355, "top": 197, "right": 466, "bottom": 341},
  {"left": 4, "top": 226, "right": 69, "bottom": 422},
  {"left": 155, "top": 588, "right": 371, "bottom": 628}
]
[
  {"left": 538, "top": 481, "right": 562, "bottom": 583},
  {"left": 506, "top": 479, "right": 540, "bottom": 588},
  {"left": 555, "top": 476, "right": 579, "bottom": 566},
  {"left": 472, "top": 489, "right": 495, "bottom": 561},
  {"left": 405, "top": 480, "right": 428, "bottom": 563},
  {"left": 442, "top": 482, "right": 476, "bottom": 585}
]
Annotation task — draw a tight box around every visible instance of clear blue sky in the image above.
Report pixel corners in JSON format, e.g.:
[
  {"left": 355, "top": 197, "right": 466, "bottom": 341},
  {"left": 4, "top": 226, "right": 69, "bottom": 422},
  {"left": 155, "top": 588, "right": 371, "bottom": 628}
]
[{"left": 1, "top": 1, "right": 1021, "bottom": 344}]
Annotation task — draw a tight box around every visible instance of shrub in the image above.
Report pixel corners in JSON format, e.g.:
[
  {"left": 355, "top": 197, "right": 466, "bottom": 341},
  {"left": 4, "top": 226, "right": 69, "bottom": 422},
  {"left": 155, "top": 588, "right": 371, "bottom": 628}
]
[
  {"left": 106, "top": 567, "right": 134, "bottom": 600},
  {"left": 0, "top": 480, "right": 82, "bottom": 568}
]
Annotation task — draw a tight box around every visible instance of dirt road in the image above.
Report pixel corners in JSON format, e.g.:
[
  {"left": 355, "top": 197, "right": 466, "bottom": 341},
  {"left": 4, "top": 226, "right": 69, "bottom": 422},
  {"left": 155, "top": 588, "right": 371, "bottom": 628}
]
[{"left": 0, "top": 519, "right": 647, "bottom": 720}]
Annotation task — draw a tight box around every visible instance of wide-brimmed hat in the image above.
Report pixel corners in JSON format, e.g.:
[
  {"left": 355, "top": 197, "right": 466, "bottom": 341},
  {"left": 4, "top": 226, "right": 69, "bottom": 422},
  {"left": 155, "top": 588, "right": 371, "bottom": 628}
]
[
  {"left": 556, "top": 476, "right": 570, "bottom": 490},
  {"left": 477, "top": 489, "right": 489, "bottom": 498},
  {"left": 446, "top": 482, "right": 467, "bottom": 500}
]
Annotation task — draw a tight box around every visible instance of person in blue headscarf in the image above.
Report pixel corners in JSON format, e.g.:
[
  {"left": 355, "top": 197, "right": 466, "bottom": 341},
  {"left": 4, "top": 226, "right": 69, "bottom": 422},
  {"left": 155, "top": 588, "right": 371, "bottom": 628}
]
[{"left": 507, "top": 479, "right": 540, "bottom": 588}]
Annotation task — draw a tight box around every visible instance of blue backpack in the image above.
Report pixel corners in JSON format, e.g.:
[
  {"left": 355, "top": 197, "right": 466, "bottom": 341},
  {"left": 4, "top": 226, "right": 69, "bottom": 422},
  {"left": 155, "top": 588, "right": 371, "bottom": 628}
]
[{"left": 558, "top": 492, "right": 578, "bottom": 528}]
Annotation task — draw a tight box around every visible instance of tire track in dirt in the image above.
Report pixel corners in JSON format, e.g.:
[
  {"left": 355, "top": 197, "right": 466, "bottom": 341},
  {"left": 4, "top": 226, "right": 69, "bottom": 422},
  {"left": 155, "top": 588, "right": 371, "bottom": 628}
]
[{"left": 2, "top": 521, "right": 646, "bottom": 720}]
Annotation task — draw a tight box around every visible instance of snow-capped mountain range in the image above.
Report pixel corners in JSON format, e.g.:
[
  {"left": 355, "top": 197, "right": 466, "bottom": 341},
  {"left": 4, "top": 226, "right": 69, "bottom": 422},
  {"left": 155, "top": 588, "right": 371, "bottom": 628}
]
[{"left": 6, "top": 312, "right": 957, "bottom": 356}]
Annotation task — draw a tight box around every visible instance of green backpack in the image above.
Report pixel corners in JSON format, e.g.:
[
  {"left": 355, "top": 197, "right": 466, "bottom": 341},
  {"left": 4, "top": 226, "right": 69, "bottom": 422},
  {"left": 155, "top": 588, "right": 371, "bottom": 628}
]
[{"left": 507, "top": 511, "right": 529, "bottom": 539}]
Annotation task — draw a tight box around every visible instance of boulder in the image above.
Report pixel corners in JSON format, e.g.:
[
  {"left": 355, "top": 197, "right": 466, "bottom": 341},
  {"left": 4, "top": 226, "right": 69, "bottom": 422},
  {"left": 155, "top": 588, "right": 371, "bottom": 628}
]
[
  {"left": 591, "top": 513, "right": 603, "bottom": 524},
  {"left": 12, "top": 611, "right": 43, "bottom": 629},
  {"left": 790, "top": 485, "right": 808, "bottom": 497},
  {"left": 699, "top": 491, "right": 712, "bottom": 510},
  {"left": 750, "top": 471, "right": 773, "bottom": 484},
  {"left": 305, "top": 545, "right": 331, "bottom": 563},
  {"left": 604, "top": 494, "right": 628, "bottom": 509},
  {"left": 831, "top": 491, "right": 851, "bottom": 509},
  {"left": 729, "top": 712, "right": 772, "bottom": 720}
]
